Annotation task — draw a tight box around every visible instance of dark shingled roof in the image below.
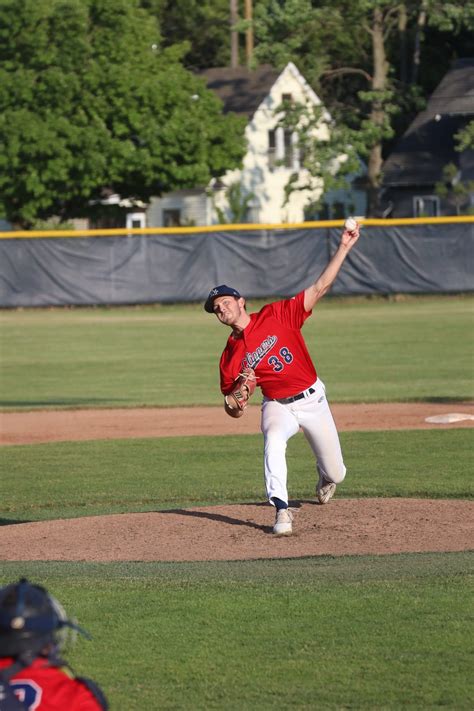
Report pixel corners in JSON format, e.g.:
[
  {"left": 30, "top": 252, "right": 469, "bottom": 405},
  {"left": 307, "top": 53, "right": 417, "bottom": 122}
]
[
  {"left": 197, "top": 65, "right": 281, "bottom": 119},
  {"left": 382, "top": 58, "right": 474, "bottom": 187}
]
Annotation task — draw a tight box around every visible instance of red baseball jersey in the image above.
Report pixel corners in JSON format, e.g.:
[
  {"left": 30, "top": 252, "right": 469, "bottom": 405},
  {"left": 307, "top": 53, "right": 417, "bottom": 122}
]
[
  {"left": 220, "top": 290, "right": 317, "bottom": 399},
  {"left": 0, "top": 657, "right": 105, "bottom": 710}
]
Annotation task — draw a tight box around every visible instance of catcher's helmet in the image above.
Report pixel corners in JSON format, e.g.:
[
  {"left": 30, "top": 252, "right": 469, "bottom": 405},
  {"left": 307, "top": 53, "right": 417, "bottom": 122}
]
[{"left": 0, "top": 578, "right": 75, "bottom": 658}]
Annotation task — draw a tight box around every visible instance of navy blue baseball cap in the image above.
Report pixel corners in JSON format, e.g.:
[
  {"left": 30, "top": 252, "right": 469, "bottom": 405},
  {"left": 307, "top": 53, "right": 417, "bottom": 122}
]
[{"left": 204, "top": 285, "right": 241, "bottom": 313}]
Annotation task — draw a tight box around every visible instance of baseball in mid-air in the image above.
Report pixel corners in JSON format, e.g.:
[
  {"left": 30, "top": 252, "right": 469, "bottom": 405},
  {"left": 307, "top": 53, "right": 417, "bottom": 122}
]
[{"left": 344, "top": 217, "right": 358, "bottom": 232}]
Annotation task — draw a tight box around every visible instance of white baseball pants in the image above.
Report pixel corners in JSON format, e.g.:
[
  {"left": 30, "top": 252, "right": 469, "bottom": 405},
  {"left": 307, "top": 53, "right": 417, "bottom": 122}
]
[{"left": 261, "top": 378, "right": 346, "bottom": 505}]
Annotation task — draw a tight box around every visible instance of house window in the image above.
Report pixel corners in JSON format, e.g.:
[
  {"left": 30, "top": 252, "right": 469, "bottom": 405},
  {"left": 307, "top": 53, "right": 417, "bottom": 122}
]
[
  {"left": 126, "top": 212, "right": 146, "bottom": 230},
  {"left": 318, "top": 203, "right": 330, "bottom": 220},
  {"left": 332, "top": 202, "right": 346, "bottom": 219},
  {"left": 268, "top": 127, "right": 299, "bottom": 170},
  {"left": 247, "top": 200, "right": 260, "bottom": 224},
  {"left": 413, "top": 196, "right": 440, "bottom": 217},
  {"left": 268, "top": 129, "right": 277, "bottom": 169},
  {"left": 283, "top": 130, "right": 293, "bottom": 168},
  {"left": 163, "top": 209, "right": 181, "bottom": 227},
  {"left": 281, "top": 93, "right": 293, "bottom": 104},
  {"left": 304, "top": 202, "right": 330, "bottom": 221}
]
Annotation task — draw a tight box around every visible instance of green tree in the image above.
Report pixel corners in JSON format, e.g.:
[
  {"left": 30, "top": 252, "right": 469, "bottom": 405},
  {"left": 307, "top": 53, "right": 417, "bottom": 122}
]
[
  {"left": 252, "top": 0, "right": 367, "bottom": 89},
  {"left": 253, "top": 0, "right": 397, "bottom": 214},
  {"left": 435, "top": 163, "right": 474, "bottom": 216},
  {"left": 252, "top": 0, "right": 474, "bottom": 216},
  {"left": 434, "top": 120, "right": 474, "bottom": 216},
  {"left": 276, "top": 100, "right": 362, "bottom": 213},
  {"left": 455, "top": 121, "right": 474, "bottom": 152},
  {"left": 212, "top": 182, "right": 256, "bottom": 223},
  {"left": 141, "top": 0, "right": 232, "bottom": 69},
  {"left": 0, "top": 0, "right": 246, "bottom": 227}
]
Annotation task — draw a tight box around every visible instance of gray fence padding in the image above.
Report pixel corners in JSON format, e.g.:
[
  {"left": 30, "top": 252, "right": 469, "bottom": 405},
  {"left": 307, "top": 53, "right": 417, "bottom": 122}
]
[
  {"left": 0, "top": 222, "right": 472, "bottom": 307},
  {"left": 331, "top": 224, "right": 474, "bottom": 295}
]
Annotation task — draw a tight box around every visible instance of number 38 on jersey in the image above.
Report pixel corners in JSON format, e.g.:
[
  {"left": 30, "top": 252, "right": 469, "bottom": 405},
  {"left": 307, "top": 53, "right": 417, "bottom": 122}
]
[{"left": 268, "top": 347, "right": 294, "bottom": 372}]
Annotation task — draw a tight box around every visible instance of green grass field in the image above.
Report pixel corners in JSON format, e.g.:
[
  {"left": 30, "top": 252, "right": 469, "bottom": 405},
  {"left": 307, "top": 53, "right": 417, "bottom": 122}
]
[
  {"left": 1, "top": 295, "right": 473, "bottom": 408},
  {"left": 2, "top": 429, "right": 473, "bottom": 522},
  {"left": 1, "top": 554, "right": 472, "bottom": 709},
  {"left": 1, "top": 295, "right": 473, "bottom": 709}
]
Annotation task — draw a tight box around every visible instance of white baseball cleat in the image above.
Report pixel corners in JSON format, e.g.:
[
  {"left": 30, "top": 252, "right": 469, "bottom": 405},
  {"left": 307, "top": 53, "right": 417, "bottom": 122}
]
[
  {"left": 273, "top": 508, "right": 294, "bottom": 536},
  {"left": 317, "top": 476, "right": 336, "bottom": 504}
]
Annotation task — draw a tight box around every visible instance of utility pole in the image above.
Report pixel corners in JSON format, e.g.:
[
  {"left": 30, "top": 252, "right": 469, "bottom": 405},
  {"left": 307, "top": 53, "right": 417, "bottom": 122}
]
[
  {"left": 245, "top": 0, "right": 253, "bottom": 67},
  {"left": 230, "top": 0, "right": 239, "bottom": 68}
]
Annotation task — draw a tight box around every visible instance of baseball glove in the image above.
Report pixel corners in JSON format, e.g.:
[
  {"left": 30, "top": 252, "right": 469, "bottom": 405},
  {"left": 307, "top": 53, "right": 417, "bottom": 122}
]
[{"left": 224, "top": 367, "right": 257, "bottom": 417}]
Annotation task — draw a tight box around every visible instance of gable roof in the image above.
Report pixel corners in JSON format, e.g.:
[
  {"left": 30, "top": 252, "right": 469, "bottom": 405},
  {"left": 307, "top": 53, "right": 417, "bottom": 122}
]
[
  {"left": 382, "top": 58, "right": 474, "bottom": 187},
  {"left": 197, "top": 65, "right": 281, "bottom": 119}
]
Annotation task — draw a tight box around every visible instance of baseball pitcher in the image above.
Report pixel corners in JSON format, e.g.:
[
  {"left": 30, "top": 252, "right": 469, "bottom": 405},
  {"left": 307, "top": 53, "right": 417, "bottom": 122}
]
[{"left": 204, "top": 221, "right": 360, "bottom": 535}]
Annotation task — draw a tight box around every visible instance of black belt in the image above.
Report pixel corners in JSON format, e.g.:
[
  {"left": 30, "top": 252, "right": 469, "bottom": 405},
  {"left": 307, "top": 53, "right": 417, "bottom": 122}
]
[{"left": 275, "top": 386, "right": 315, "bottom": 405}]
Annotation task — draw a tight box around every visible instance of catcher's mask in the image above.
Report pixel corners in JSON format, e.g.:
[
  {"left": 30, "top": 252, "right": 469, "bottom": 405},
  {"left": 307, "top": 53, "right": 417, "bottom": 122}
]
[{"left": 0, "top": 578, "right": 89, "bottom": 659}]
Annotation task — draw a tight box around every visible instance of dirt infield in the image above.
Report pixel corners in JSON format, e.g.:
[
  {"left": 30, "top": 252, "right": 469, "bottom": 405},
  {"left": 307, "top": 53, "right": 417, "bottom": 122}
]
[
  {"left": 1, "top": 499, "right": 472, "bottom": 562},
  {"left": 1, "top": 401, "right": 474, "bottom": 445},
  {"left": 1, "top": 402, "right": 473, "bottom": 562}
]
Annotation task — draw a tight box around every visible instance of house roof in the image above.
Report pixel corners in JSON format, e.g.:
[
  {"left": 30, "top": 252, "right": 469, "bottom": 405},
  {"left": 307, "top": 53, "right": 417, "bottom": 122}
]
[
  {"left": 382, "top": 58, "right": 474, "bottom": 187},
  {"left": 197, "top": 65, "right": 281, "bottom": 119}
]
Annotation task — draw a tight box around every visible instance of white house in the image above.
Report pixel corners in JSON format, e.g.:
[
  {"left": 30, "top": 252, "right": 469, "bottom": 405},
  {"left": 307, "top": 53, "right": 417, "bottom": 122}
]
[{"left": 147, "top": 62, "right": 366, "bottom": 227}]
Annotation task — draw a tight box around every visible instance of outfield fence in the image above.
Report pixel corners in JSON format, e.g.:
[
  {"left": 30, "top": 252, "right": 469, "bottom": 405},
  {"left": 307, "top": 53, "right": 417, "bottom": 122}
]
[{"left": 0, "top": 217, "right": 473, "bottom": 307}]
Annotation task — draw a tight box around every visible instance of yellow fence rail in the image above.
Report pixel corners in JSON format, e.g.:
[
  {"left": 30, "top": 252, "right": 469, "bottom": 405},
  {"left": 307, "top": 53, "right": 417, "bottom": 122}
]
[{"left": 1, "top": 215, "right": 473, "bottom": 240}]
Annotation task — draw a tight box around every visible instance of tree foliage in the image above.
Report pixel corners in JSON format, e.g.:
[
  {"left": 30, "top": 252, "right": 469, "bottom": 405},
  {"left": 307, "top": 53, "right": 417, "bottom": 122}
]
[
  {"left": 434, "top": 118, "right": 474, "bottom": 216},
  {"left": 213, "top": 182, "right": 257, "bottom": 223},
  {"left": 251, "top": 0, "right": 474, "bottom": 215},
  {"left": 454, "top": 121, "right": 474, "bottom": 152},
  {"left": 435, "top": 163, "right": 474, "bottom": 216},
  {"left": 141, "top": 0, "right": 232, "bottom": 69},
  {"left": 276, "top": 100, "right": 361, "bottom": 209},
  {"left": 1, "top": 0, "right": 472, "bottom": 225},
  {"left": 0, "top": 0, "right": 246, "bottom": 227}
]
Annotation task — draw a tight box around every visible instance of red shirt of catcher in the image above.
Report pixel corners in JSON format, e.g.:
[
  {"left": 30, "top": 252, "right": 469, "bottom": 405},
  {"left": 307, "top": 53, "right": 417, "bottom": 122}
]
[
  {"left": 0, "top": 657, "right": 105, "bottom": 711},
  {"left": 219, "top": 290, "right": 317, "bottom": 399}
]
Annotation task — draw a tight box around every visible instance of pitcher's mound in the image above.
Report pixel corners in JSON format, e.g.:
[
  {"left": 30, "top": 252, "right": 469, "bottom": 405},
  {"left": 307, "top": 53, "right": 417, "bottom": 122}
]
[{"left": 0, "top": 498, "right": 472, "bottom": 562}]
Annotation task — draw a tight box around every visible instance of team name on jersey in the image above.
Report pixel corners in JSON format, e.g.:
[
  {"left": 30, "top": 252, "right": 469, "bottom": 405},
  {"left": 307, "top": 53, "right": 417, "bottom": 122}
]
[{"left": 244, "top": 335, "right": 278, "bottom": 368}]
